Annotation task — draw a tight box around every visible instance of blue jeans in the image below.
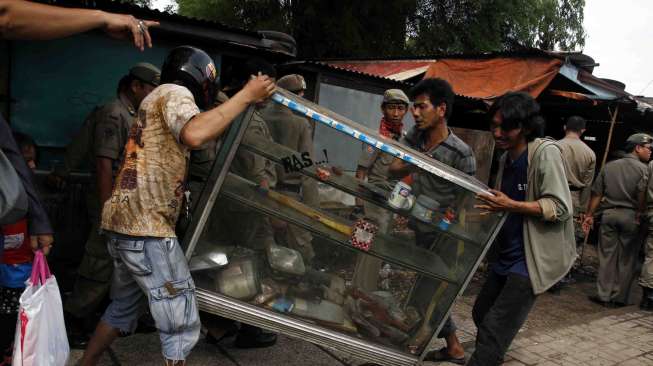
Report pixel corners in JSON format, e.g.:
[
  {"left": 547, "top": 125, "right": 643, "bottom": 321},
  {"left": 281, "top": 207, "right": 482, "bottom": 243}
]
[{"left": 101, "top": 234, "right": 200, "bottom": 361}]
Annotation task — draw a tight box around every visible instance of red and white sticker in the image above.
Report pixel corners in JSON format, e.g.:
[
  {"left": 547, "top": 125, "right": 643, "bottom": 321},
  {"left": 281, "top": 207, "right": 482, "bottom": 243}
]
[{"left": 349, "top": 218, "right": 378, "bottom": 252}]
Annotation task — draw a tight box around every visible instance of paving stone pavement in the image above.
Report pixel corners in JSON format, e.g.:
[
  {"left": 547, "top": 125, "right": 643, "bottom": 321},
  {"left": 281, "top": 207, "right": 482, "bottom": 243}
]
[
  {"left": 66, "top": 301, "right": 653, "bottom": 366},
  {"left": 498, "top": 310, "right": 653, "bottom": 366},
  {"left": 65, "top": 246, "right": 653, "bottom": 365}
]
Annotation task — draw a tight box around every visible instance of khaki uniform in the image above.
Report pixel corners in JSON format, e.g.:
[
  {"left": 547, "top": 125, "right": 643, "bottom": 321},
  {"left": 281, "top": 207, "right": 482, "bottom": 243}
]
[
  {"left": 260, "top": 103, "right": 316, "bottom": 262},
  {"left": 352, "top": 143, "right": 399, "bottom": 291},
  {"left": 592, "top": 154, "right": 648, "bottom": 304},
  {"left": 641, "top": 161, "right": 653, "bottom": 290},
  {"left": 65, "top": 93, "right": 136, "bottom": 316},
  {"left": 558, "top": 136, "right": 596, "bottom": 244}
]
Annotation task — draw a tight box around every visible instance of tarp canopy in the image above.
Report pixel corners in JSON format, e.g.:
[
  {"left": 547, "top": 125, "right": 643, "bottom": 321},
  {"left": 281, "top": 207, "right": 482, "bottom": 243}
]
[{"left": 423, "top": 57, "right": 563, "bottom": 100}]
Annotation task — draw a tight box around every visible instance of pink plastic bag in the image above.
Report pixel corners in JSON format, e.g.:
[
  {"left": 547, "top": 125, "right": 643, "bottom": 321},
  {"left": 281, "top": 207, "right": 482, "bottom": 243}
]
[{"left": 12, "top": 250, "right": 69, "bottom": 366}]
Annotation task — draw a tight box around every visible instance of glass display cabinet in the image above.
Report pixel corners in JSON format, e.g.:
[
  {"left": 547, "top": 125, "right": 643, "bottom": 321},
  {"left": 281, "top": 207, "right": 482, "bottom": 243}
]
[{"left": 183, "top": 89, "right": 506, "bottom": 366}]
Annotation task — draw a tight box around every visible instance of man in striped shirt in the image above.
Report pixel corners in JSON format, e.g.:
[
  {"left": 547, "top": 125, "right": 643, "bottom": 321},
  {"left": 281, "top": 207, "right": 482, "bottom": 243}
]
[{"left": 390, "top": 78, "right": 475, "bottom": 364}]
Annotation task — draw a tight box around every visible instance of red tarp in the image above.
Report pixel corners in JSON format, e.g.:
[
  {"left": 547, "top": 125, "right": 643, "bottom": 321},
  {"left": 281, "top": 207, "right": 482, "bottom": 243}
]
[{"left": 423, "top": 57, "right": 563, "bottom": 100}]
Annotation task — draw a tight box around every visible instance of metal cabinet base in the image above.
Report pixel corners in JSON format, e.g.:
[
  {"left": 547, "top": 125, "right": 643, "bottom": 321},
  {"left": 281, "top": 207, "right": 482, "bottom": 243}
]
[{"left": 197, "top": 288, "right": 419, "bottom": 366}]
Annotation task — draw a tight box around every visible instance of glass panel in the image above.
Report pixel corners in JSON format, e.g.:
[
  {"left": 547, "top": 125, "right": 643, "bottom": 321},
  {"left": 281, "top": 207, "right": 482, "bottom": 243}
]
[{"left": 188, "top": 91, "right": 506, "bottom": 357}]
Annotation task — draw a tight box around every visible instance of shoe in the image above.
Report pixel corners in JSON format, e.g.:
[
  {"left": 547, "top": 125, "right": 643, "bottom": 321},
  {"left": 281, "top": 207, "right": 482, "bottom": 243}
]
[
  {"left": 68, "top": 333, "right": 89, "bottom": 349},
  {"left": 641, "top": 287, "right": 653, "bottom": 311},
  {"left": 423, "top": 347, "right": 466, "bottom": 365},
  {"left": 547, "top": 283, "right": 562, "bottom": 295},
  {"left": 588, "top": 295, "right": 612, "bottom": 308},
  {"left": 588, "top": 295, "right": 626, "bottom": 309},
  {"left": 205, "top": 327, "right": 238, "bottom": 345},
  {"left": 611, "top": 301, "right": 627, "bottom": 309},
  {"left": 641, "top": 299, "right": 653, "bottom": 311},
  {"left": 234, "top": 325, "right": 277, "bottom": 349}
]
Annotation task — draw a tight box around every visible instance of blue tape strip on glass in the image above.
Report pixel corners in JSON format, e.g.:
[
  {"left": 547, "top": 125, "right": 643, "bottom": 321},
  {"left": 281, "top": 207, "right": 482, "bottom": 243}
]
[{"left": 271, "top": 91, "right": 490, "bottom": 195}]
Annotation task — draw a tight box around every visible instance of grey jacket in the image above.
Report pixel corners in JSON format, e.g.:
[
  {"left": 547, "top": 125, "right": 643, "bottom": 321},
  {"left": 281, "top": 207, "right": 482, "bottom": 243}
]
[
  {"left": 494, "top": 138, "right": 576, "bottom": 294},
  {"left": 0, "top": 118, "right": 53, "bottom": 235}
]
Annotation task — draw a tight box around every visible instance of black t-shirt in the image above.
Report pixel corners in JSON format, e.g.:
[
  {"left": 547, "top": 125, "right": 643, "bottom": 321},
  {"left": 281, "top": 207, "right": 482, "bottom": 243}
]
[{"left": 493, "top": 149, "right": 529, "bottom": 277}]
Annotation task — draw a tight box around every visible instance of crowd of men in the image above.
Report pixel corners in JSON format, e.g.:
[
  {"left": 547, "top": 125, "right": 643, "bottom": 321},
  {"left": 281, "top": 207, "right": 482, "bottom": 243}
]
[{"left": 1, "top": 1, "right": 653, "bottom": 366}]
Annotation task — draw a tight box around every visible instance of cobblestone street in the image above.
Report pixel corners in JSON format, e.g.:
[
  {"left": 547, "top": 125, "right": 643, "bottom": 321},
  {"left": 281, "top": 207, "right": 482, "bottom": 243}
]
[{"left": 67, "top": 246, "right": 653, "bottom": 365}]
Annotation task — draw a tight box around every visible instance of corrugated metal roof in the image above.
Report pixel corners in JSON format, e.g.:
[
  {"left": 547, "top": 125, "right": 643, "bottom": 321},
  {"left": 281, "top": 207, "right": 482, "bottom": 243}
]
[
  {"left": 284, "top": 60, "right": 412, "bottom": 85},
  {"left": 285, "top": 61, "right": 486, "bottom": 105},
  {"left": 313, "top": 48, "right": 600, "bottom": 81},
  {"left": 325, "top": 60, "right": 435, "bottom": 81}
]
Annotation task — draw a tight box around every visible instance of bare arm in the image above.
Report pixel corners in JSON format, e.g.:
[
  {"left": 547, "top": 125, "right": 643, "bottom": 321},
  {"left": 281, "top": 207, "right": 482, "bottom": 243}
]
[
  {"left": 475, "top": 189, "right": 543, "bottom": 217},
  {"left": 96, "top": 157, "right": 113, "bottom": 206},
  {"left": 388, "top": 157, "right": 416, "bottom": 178},
  {"left": 180, "top": 75, "right": 275, "bottom": 149},
  {"left": 585, "top": 193, "right": 602, "bottom": 218},
  {"left": 581, "top": 193, "right": 602, "bottom": 234},
  {"left": 0, "top": 0, "right": 158, "bottom": 50}
]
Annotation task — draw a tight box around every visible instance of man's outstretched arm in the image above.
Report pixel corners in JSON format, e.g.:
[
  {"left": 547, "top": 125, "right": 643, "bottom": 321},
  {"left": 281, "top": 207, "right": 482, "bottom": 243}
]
[{"left": 0, "top": 0, "right": 158, "bottom": 50}]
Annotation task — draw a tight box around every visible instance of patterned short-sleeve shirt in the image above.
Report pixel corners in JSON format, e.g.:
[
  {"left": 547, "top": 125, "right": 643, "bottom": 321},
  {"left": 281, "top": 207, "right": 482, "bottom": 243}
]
[{"left": 101, "top": 84, "right": 200, "bottom": 237}]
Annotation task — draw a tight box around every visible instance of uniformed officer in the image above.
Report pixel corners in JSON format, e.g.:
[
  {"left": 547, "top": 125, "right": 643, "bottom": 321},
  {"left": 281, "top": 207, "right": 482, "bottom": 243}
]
[
  {"left": 351, "top": 88, "right": 409, "bottom": 291},
  {"left": 641, "top": 159, "right": 653, "bottom": 311},
  {"left": 583, "top": 133, "right": 652, "bottom": 307},
  {"left": 260, "top": 74, "right": 317, "bottom": 263},
  {"left": 557, "top": 116, "right": 596, "bottom": 246},
  {"left": 59, "top": 63, "right": 160, "bottom": 346}
]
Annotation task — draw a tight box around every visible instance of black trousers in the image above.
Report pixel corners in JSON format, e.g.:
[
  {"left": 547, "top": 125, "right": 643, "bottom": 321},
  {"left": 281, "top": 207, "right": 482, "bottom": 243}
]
[{"left": 468, "top": 271, "right": 537, "bottom": 366}]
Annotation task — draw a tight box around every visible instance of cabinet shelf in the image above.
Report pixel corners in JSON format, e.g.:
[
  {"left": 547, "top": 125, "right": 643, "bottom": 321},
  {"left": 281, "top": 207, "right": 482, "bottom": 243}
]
[
  {"left": 240, "top": 135, "right": 481, "bottom": 247},
  {"left": 221, "top": 173, "right": 465, "bottom": 285}
]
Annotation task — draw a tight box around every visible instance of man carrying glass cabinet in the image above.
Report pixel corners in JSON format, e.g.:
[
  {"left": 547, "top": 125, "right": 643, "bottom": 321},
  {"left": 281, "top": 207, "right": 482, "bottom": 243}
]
[
  {"left": 389, "top": 78, "right": 475, "bottom": 364},
  {"left": 473, "top": 92, "right": 575, "bottom": 366}
]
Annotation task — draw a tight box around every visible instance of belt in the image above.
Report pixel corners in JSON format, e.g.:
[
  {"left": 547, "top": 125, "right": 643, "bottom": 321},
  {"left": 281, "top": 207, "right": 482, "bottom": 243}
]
[{"left": 276, "top": 182, "right": 302, "bottom": 194}]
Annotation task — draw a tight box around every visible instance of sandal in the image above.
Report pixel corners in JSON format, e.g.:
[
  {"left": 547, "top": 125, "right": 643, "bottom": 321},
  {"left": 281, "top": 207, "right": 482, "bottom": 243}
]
[{"left": 424, "top": 347, "right": 466, "bottom": 365}]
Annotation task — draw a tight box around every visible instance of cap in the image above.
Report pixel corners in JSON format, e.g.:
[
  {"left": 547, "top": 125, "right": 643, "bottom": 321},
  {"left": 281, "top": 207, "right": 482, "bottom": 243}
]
[
  {"left": 277, "top": 74, "right": 306, "bottom": 93},
  {"left": 383, "top": 89, "right": 409, "bottom": 105},
  {"left": 130, "top": 62, "right": 161, "bottom": 86},
  {"left": 626, "top": 133, "right": 653, "bottom": 145}
]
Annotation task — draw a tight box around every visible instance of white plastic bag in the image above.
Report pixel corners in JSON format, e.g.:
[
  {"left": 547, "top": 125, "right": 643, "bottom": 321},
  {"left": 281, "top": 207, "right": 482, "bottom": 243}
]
[{"left": 12, "top": 250, "right": 69, "bottom": 366}]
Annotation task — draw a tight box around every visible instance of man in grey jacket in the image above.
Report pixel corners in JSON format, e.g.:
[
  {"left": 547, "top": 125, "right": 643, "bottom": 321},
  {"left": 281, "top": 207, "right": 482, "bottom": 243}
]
[{"left": 473, "top": 92, "right": 575, "bottom": 365}]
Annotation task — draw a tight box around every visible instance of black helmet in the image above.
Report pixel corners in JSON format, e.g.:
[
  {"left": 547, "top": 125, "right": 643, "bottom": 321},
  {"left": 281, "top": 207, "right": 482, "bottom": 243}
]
[{"left": 160, "top": 46, "right": 218, "bottom": 110}]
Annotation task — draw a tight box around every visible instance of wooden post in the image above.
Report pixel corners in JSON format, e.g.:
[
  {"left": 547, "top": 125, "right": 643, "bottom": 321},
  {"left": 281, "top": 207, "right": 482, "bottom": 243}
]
[{"left": 600, "top": 105, "right": 620, "bottom": 171}]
